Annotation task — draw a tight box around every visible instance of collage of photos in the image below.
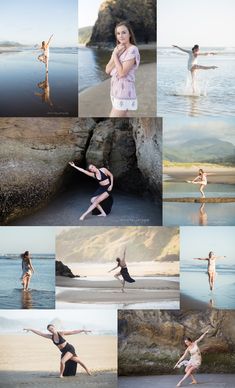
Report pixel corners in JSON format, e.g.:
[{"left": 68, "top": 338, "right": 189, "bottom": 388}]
[{"left": 0, "top": 1, "right": 235, "bottom": 388}]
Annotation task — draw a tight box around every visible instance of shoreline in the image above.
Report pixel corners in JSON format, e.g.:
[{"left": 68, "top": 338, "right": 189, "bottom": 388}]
[
  {"left": 79, "top": 63, "right": 156, "bottom": 117},
  {"left": 164, "top": 166, "right": 235, "bottom": 184}
]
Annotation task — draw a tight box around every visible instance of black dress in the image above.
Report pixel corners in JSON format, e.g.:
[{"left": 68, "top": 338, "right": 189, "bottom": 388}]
[{"left": 120, "top": 267, "right": 135, "bottom": 283}]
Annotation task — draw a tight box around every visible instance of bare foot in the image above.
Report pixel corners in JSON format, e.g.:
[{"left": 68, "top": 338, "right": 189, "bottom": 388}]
[
  {"left": 121, "top": 288, "right": 125, "bottom": 293},
  {"left": 97, "top": 213, "right": 106, "bottom": 217},
  {"left": 190, "top": 381, "right": 197, "bottom": 385},
  {"left": 87, "top": 371, "right": 92, "bottom": 376},
  {"left": 176, "top": 383, "right": 181, "bottom": 387},
  {"left": 79, "top": 215, "right": 85, "bottom": 221},
  {"left": 59, "top": 375, "right": 63, "bottom": 378}
]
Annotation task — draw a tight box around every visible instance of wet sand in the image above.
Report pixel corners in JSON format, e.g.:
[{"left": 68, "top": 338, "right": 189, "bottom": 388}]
[
  {"left": 181, "top": 293, "right": 209, "bottom": 310},
  {"left": 9, "top": 187, "right": 161, "bottom": 226},
  {"left": 164, "top": 166, "right": 235, "bottom": 184},
  {"left": 56, "top": 277, "right": 179, "bottom": 307},
  {"left": 0, "top": 334, "right": 116, "bottom": 388},
  {"left": 79, "top": 63, "right": 156, "bottom": 117},
  {"left": 118, "top": 374, "right": 235, "bottom": 388}
]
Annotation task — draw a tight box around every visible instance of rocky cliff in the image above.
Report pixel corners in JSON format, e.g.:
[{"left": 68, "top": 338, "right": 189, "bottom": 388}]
[
  {"left": 118, "top": 309, "right": 235, "bottom": 375},
  {"left": 88, "top": 0, "right": 156, "bottom": 47},
  {"left": 0, "top": 118, "right": 161, "bottom": 224}
]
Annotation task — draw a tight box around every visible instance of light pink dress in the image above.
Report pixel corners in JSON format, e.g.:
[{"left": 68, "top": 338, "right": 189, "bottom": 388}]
[{"left": 110, "top": 45, "right": 140, "bottom": 111}]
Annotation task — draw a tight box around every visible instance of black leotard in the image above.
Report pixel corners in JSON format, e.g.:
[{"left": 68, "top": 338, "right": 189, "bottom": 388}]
[{"left": 52, "top": 333, "right": 66, "bottom": 345}]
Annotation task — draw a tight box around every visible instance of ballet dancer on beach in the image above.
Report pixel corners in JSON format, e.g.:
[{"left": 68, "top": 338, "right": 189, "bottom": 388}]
[
  {"left": 172, "top": 45, "right": 218, "bottom": 93},
  {"left": 193, "top": 251, "right": 226, "bottom": 291},
  {"left": 106, "top": 21, "right": 140, "bottom": 117},
  {"left": 38, "top": 34, "right": 54, "bottom": 72},
  {"left": 108, "top": 247, "right": 135, "bottom": 292},
  {"left": 21, "top": 251, "right": 35, "bottom": 291},
  {"left": 187, "top": 169, "right": 208, "bottom": 198},
  {"left": 174, "top": 329, "right": 210, "bottom": 386},
  {"left": 69, "top": 162, "right": 114, "bottom": 221},
  {"left": 23, "top": 324, "right": 91, "bottom": 378}
]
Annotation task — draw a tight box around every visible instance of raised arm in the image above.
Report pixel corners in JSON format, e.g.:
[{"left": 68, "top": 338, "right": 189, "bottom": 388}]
[
  {"left": 23, "top": 328, "right": 51, "bottom": 339},
  {"left": 47, "top": 34, "right": 54, "bottom": 46},
  {"left": 69, "top": 162, "right": 94, "bottom": 178},
  {"left": 103, "top": 168, "right": 113, "bottom": 190},
  {"left": 173, "top": 348, "right": 189, "bottom": 369},
  {"left": 29, "top": 258, "right": 35, "bottom": 273},
  {"left": 215, "top": 255, "right": 226, "bottom": 260},
  {"left": 123, "top": 247, "right": 126, "bottom": 260},
  {"left": 192, "top": 175, "right": 200, "bottom": 182},
  {"left": 172, "top": 45, "right": 190, "bottom": 54},
  {"left": 195, "top": 329, "right": 209, "bottom": 344},
  {"left": 60, "top": 329, "right": 91, "bottom": 336}
]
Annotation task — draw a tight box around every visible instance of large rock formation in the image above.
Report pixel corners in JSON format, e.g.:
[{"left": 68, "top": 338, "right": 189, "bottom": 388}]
[
  {"left": 88, "top": 0, "right": 156, "bottom": 47},
  {"left": 118, "top": 310, "right": 235, "bottom": 375},
  {"left": 56, "top": 260, "right": 79, "bottom": 278},
  {"left": 0, "top": 117, "right": 161, "bottom": 224}
]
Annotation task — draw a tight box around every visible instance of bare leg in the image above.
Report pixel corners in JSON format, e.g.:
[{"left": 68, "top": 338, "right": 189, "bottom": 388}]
[
  {"left": 60, "top": 352, "right": 73, "bottom": 378},
  {"left": 25, "top": 275, "right": 31, "bottom": 290},
  {"left": 90, "top": 196, "right": 106, "bottom": 217},
  {"left": 177, "top": 366, "right": 197, "bottom": 386},
  {"left": 114, "top": 273, "right": 123, "bottom": 285},
  {"left": 191, "top": 70, "right": 197, "bottom": 93},
  {"left": 122, "top": 280, "right": 126, "bottom": 293},
  {"left": 80, "top": 192, "right": 109, "bottom": 220},
  {"left": 200, "top": 184, "right": 205, "bottom": 198},
  {"left": 109, "top": 108, "right": 128, "bottom": 118},
  {"left": 211, "top": 272, "right": 216, "bottom": 290},
  {"left": 71, "top": 355, "right": 91, "bottom": 375}
]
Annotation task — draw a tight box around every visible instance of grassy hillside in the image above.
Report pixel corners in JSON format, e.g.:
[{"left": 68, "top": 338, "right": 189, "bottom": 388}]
[{"left": 78, "top": 26, "right": 93, "bottom": 44}]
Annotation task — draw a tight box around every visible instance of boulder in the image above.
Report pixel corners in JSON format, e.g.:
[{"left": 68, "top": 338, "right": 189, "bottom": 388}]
[{"left": 56, "top": 260, "right": 79, "bottom": 278}]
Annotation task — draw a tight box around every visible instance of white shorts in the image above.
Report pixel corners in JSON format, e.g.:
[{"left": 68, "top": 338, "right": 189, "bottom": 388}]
[{"left": 111, "top": 96, "right": 138, "bottom": 111}]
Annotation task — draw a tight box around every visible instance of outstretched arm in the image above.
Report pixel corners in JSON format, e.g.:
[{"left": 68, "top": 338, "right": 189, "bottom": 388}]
[
  {"left": 47, "top": 34, "right": 54, "bottom": 46},
  {"left": 193, "top": 257, "right": 208, "bottom": 260},
  {"left": 23, "top": 328, "right": 51, "bottom": 338},
  {"left": 108, "top": 265, "right": 119, "bottom": 273},
  {"left": 198, "top": 51, "right": 217, "bottom": 56},
  {"left": 173, "top": 348, "right": 189, "bottom": 369},
  {"left": 69, "top": 162, "right": 94, "bottom": 178},
  {"left": 215, "top": 255, "right": 226, "bottom": 260},
  {"left": 195, "top": 329, "right": 209, "bottom": 344},
  {"left": 61, "top": 329, "right": 91, "bottom": 336},
  {"left": 172, "top": 45, "right": 190, "bottom": 54}
]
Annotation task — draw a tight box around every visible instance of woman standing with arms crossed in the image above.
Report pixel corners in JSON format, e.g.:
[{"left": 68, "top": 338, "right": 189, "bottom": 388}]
[{"left": 106, "top": 22, "right": 140, "bottom": 117}]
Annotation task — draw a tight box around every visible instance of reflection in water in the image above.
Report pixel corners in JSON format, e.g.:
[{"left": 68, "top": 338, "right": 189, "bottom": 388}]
[
  {"left": 199, "top": 203, "right": 208, "bottom": 226},
  {"left": 21, "top": 289, "right": 33, "bottom": 309},
  {"left": 35, "top": 71, "right": 53, "bottom": 106}
]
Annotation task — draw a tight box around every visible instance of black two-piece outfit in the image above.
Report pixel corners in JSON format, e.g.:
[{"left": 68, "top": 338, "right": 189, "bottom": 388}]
[
  {"left": 52, "top": 333, "right": 77, "bottom": 376},
  {"left": 92, "top": 169, "right": 113, "bottom": 215},
  {"left": 120, "top": 265, "right": 135, "bottom": 283}
]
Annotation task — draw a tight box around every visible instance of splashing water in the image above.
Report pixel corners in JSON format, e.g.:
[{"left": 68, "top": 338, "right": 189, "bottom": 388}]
[{"left": 171, "top": 71, "right": 209, "bottom": 97}]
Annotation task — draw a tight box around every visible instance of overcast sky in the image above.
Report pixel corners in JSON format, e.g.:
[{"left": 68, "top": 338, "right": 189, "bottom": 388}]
[
  {"left": 158, "top": 0, "right": 235, "bottom": 47},
  {"left": 180, "top": 227, "right": 235, "bottom": 263},
  {"left": 0, "top": 227, "right": 55, "bottom": 254},
  {"left": 1, "top": 0, "right": 77, "bottom": 46}
]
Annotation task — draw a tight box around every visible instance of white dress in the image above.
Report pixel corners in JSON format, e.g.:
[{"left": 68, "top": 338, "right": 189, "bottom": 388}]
[
  {"left": 187, "top": 52, "right": 198, "bottom": 71},
  {"left": 178, "top": 343, "right": 202, "bottom": 369}
]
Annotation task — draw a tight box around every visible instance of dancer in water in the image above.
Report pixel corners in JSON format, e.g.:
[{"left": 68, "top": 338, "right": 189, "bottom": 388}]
[
  {"left": 21, "top": 251, "right": 35, "bottom": 291},
  {"left": 69, "top": 162, "right": 113, "bottom": 221},
  {"left": 23, "top": 324, "right": 91, "bottom": 378},
  {"left": 38, "top": 34, "right": 54, "bottom": 72},
  {"left": 172, "top": 45, "right": 217, "bottom": 93},
  {"left": 193, "top": 251, "right": 226, "bottom": 291},
  {"left": 108, "top": 248, "right": 135, "bottom": 292},
  {"left": 174, "top": 329, "right": 209, "bottom": 386},
  {"left": 106, "top": 21, "right": 140, "bottom": 117},
  {"left": 187, "top": 169, "right": 208, "bottom": 198},
  {"left": 35, "top": 72, "right": 53, "bottom": 106}
]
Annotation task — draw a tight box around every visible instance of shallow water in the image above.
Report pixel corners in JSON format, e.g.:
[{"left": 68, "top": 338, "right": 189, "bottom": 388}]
[
  {"left": 56, "top": 301, "right": 179, "bottom": 310},
  {"left": 181, "top": 267, "right": 235, "bottom": 309},
  {"left": 163, "top": 182, "right": 235, "bottom": 226},
  {"left": 0, "top": 48, "right": 78, "bottom": 116},
  {"left": 0, "top": 256, "right": 55, "bottom": 309},
  {"left": 157, "top": 47, "right": 235, "bottom": 117},
  {"left": 79, "top": 46, "right": 156, "bottom": 92}
]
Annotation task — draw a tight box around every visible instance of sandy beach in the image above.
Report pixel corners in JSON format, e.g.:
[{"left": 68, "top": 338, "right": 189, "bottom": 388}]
[
  {"left": 180, "top": 293, "right": 209, "bottom": 310},
  {"left": 79, "top": 63, "right": 156, "bottom": 117},
  {"left": 0, "top": 334, "right": 116, "bottom": 388},
  {"left": 164, "top": 165, "right": 235, "bottom": 184},
  {"left": 118, "top": 374, "right": 235, "bottom": 388}
]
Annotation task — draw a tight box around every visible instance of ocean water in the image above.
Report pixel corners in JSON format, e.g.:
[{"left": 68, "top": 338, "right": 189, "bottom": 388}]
[
  {"left": 0, "top": 48, "right": 78, "bottom": 116},
  {"left": 79, "top": 46, "right": 156, "bottom": 92},
  {"left": 0, "top": 255, "right": 55, "bottom": 309},
  {"left": 157, "top": 47, "right": 235, "bottom": 117},
  {"left": 181, "top": 263, "right": 235, "bottom": 309},
  {"left": 163, "top": 182, "right": 235, "bottom": 226}
]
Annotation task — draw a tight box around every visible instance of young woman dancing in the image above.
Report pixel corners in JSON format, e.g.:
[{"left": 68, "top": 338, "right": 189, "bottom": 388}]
[
  {"left": 187, "top": 169, "right": 208, "bottom": 198},
  {"left": 23, "top": 324, "right": 91, "bottom": 378},
  {"left": 38, "top": 34, "right": 54, "bottom": 72},
  {"left": 21, "top": 251, "right": 35, "bottom": 291},
  {"left": 108, "top": 248, "right": 135, "bottom": 292},
  {"left": 174, "top": 329, "right": 209, "bottom": 386},
  {"left": 69, "top": 162, "right": 113, "bottom": 221},
  {"left": 106, "top": 21, "right": 140, "bottom": 117},
  {"left": 193, "top": 251, "right": 226, "bottom": 291},
  {"left": 172, "top": 44, "right": 217, "bottom": 93}
]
